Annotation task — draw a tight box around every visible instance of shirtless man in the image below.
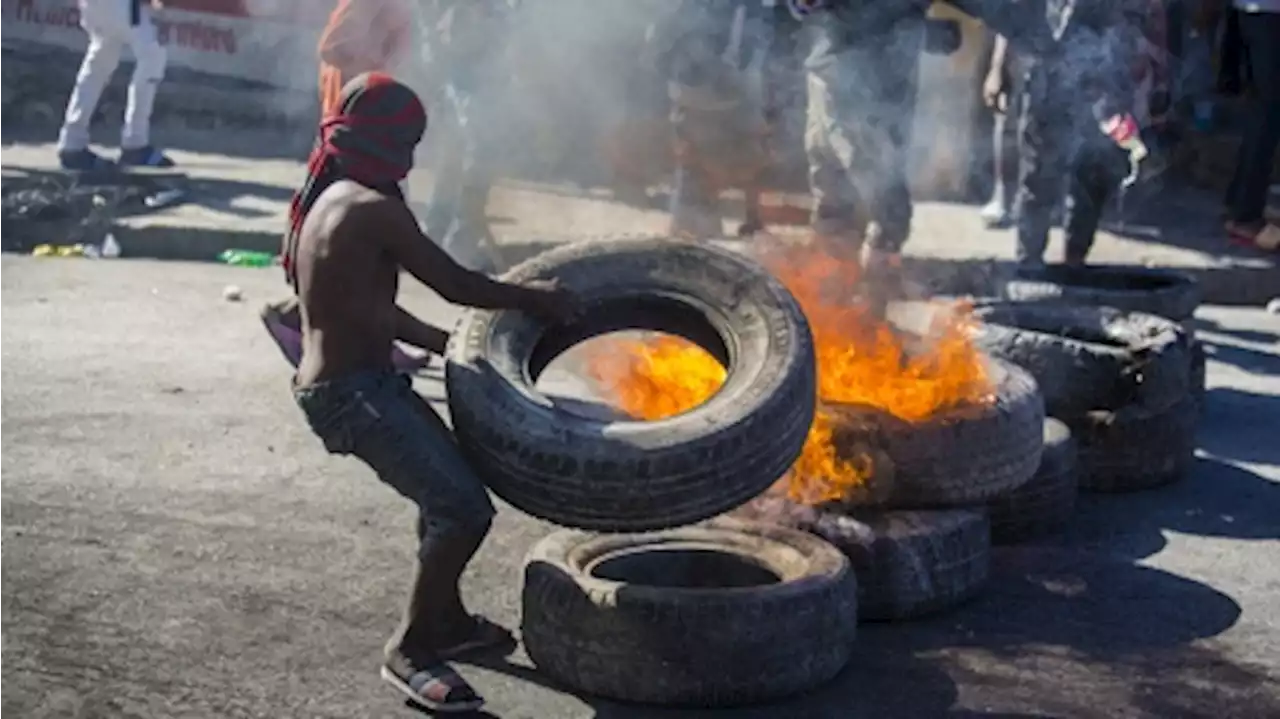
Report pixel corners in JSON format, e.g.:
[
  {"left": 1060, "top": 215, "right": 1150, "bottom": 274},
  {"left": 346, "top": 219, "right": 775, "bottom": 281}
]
[{"left": 284, "top": 73, "right": 574, "bottom": 713}]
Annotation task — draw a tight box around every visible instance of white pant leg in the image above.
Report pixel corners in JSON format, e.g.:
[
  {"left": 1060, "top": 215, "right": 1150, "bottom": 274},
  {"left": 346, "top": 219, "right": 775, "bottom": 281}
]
[
  {"left": 57, "top": 1, "right": 132, "bottom": 151},
  {"left": 121, "top": 3, "right": 167, "bottom": 149}
]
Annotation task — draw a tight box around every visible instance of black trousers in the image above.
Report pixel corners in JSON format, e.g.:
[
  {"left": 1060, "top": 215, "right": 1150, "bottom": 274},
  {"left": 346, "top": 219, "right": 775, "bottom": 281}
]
[
  {"left": 1014, "top": 66, "right": 1127, "bottom": 265},
  {"left": 1225, "top": 11, "right": 1280, "bottom": 226}
]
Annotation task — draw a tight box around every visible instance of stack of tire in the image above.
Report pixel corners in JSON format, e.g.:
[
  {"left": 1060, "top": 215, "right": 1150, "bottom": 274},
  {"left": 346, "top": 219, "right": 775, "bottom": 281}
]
[
  {"left": 973, "top": 265, "right": 1203, "bottom": 496},
  {"left": 445, "top": 238, "right": 860, "bottom": 707},
  {"left": 738, "top": 355, "right": 1053, "bottom": 623}
]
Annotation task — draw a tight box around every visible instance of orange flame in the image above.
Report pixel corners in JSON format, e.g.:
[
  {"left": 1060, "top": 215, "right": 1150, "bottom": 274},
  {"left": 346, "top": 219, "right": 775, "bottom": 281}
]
[{"left": 586, "top": 241, "right": 994, "bottom": 504}]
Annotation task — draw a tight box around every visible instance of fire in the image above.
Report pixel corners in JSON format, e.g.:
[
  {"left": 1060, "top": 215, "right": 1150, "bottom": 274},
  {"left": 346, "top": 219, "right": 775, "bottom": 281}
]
[{"left": 586, "top": 241, "right": 994, "bottom": 505}]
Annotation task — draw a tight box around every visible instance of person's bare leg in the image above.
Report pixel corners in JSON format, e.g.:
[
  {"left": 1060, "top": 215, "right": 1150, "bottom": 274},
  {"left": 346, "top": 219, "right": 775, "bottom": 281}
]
[{"left": 386, "top": 527, "right": 488, "bottom": 659}]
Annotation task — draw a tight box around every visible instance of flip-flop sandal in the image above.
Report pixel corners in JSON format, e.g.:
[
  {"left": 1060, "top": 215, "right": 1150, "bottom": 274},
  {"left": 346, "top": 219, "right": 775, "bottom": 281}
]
[
  {"left": 436, "top": 615, "right": 516, "bottom": 662},
  {"left": 381, "top": 659, "right": 484, "bottom": 714}
]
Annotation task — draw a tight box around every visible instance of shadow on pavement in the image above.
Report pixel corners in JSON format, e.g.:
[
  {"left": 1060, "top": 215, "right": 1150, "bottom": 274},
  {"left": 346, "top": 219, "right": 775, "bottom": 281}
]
[
  {"left": 1200, "top": 390, "right": 1280, "bottom": 467},
  {"left": 458, "top": 535, "right": 1255, "bottom": 718}
]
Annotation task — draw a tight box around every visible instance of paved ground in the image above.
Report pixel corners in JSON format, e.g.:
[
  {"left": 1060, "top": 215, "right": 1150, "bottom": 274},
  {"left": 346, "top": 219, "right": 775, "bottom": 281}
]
[
  {"left": 2, "top": 255, "right": 1278, "bottom": 718},
  {"left": 3, "top": 136, "right": 1277, "bottom": 305}
]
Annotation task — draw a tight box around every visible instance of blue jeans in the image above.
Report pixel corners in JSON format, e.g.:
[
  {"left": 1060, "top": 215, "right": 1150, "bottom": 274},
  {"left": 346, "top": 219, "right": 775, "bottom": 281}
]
[{"left": 293, "top": 371, "right": 496, "bottom": 553}]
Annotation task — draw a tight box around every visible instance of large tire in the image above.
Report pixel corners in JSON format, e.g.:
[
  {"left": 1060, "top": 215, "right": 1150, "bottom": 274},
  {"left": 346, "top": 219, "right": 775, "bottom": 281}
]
[
  {"left": 1003, "top": 264, "right": 1201, "bottom": 321},
  {"left": 987, "top": 418, "right": 1079, "bottom": 545},
  {"left": 446, "top": 236, "right": 817, "bottom": 532},
  {"left": 1189, "top": 339, "right": 1207, "bottom": 412},
  {"left": 854, "top": 358, "right": 1045, "bottom": 508},
  {"left": 801, "top": 508, "right": 990, "bottom": 621},
  {"left": 521, "top": 519, "right": 857, "bottom": 706},
  {"left": 972, "top": 302, "right": 1191, "bottom": 416},
  {"left": 1066, "top": 395, "right": 1198, "bottom": 493}
]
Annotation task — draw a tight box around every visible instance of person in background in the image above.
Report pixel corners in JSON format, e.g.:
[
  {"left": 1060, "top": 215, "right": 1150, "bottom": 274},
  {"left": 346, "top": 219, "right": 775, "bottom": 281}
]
[
  {"left": 317, "top": 0, "right": 414, "bottom": 119},
  {"left": 980, "top": 33, "right": 1023, "bottom": 228},
  {"left": 1205, "top": 0, "right": 1280, "bottom": 251},
  {"left": 415, "top": 0, "right": 521, "bottom": 272},
  {"left": 56, "top": 0, "right": 173, "bottom": 170},
  {"left": 282, "top": 72, "right": 575, "bottom": 713},
  {"left": 652, "top": 0, "right": 778, "bottom": 240},
  {"left": 1008, "top": 0, "right": 1147, "bottom": 267},
  {"left": 782, "top": 0, "right": 926, "bottom": 277}
]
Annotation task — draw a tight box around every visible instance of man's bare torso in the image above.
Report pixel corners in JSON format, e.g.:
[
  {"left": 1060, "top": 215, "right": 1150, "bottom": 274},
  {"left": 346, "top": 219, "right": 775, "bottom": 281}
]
[{"left": 293, "top": 180, "right": 408, "bottom": 387}]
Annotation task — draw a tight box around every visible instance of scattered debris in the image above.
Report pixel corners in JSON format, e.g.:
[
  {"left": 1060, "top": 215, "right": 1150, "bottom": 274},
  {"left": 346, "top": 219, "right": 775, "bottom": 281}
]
[
  {"left": 1267, "top": 298, "right": 1280, "bottom": 314},
  {"left": 223, "top": 285, "right": 244, "bottom": 302},
  {"left": 217, "top": 249, "right": 277, "bottom": 267}
]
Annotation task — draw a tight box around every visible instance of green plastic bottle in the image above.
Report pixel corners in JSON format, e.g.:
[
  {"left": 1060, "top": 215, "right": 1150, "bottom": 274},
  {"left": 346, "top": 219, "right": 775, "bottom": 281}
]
[{"left": 218, "top": 249, "right": 277, "bottom": 267}]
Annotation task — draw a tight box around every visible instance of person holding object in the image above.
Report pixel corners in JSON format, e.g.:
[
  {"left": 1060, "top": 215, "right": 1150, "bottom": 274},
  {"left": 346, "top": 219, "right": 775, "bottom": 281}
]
[
  {"left": 56, "top": 0, "right": 174, "bottom": 170},
  {"left": 281, "top": 73, "right": 576, "bottom": 713},
  {"left": 1007, "top": 0, "right": 1148, "bottom": 267},
  {"left": 980, "top": 33, "right": 1024, "bottom": 228}
]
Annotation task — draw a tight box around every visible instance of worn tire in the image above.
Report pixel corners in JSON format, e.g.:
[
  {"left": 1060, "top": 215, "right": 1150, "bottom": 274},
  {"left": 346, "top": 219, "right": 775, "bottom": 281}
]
[
  {"left": 521, "top": 519, "right": 857, "bottom": 706},
  {"left": 1065, "top": 395, "right": 1198, "bottom": 493},
  {"left": 801, "top": 509, "right": 990, "bottom": 621},
  {"left": 862, "top": 358, "right": 1044, "bottom": 508},
  {"left": 972, "top": 302, "right": 1191, "bottom": 416},
  {"left": 1189, "top": 339, "right": 1207, "bottom": 412},
  {"left": 446, "top": 237, "right": 816, "bottom": 532},
  {"left": 987, "top": 418, "right": 1079, "bottom": 544},
  {"left": 1004, "top": 264, "right": 1201, "bottom": 321}
]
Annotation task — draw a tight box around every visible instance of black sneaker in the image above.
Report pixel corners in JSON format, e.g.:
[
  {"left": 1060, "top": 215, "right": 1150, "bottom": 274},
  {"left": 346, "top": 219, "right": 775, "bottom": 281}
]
[
  {"left": 58, "top": 148, "right": 114, "bottom": 172},
  {"left": 118, "top": 146, "right": 175, "bottom": 168}
]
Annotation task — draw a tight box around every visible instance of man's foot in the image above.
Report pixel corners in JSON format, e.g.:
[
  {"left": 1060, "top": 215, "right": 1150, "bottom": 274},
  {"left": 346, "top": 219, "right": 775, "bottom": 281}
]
[
  {"left": 118, "top": 146, "right": 175, "bottom": 168},
  {"left": 979, "top": 199, "right": 1013, "bottom": 229},
  {"left": 58, "top": 148, "right": 114, "bottom": 172},
  {"left": 381, "top": 654, "right": 484, "bottom": 714},
  {"left": 1226, "top": 221, "right": 1280, "bottom": 252}
]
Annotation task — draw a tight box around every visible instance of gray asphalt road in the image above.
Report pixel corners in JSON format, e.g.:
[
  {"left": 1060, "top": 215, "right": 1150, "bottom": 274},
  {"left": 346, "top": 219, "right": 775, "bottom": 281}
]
[{"left": 3, "top": 257, "right": 1278, "bottom": 718}]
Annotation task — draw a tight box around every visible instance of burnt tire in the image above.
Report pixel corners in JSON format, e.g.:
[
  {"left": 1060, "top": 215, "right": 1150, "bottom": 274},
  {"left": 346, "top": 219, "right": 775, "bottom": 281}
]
[
  {"left": 1189, "top": 340, "right": 1207, "bottom": 411},
  {"left": 521, "top": 519, "right": 857, "bottom": 706},
  {"left": 1065, "top": 394, "right": 1198, "bottom": 493},
  {"left": 972, "top": 302, "right": 1191, "bottom": 416},
  {"left": 1003, "top": 264, "right": 1201, "bottom": 321},
  {"left": 801, "top": 508, "right": 990, "bottom": 621},
  {"left": 869, "top": 358, "right": 1044, "bottom": 508},
  {"left": 446, "top": 236, "right": 816, "bottom": 532},
  {"left": 987, "top": 418, "right": 1079, "bottom": 544}
]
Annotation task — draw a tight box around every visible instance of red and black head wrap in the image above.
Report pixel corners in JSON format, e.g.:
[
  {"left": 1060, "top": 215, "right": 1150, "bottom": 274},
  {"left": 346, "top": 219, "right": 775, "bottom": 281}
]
[{"left": 283, "top": 72, "right": 427, "bottom": 288}]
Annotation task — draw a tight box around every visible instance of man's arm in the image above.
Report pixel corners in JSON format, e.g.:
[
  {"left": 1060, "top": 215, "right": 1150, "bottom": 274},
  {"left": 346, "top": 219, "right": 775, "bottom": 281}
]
[
  {"left": 370, "top": 197, "right": 542, "bottom": 310},
  {"left": 395, "top": 306, "right": 450, "bottom": 354},
  {"left": 318, "top": 0, "right": 390, "bottom": 75}
]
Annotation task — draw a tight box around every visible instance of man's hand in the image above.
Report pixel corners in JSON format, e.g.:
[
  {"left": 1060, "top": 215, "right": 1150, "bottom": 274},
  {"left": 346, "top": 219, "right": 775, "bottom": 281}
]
[
  {"left": 150, "top": 0, "right": 165, "bottom": 9},
  {"left": 521, "top": 279, "right": 581, "bottom": 325},
  {"left": 982, "top": 71, "right": 1006, "bottom": 113}
]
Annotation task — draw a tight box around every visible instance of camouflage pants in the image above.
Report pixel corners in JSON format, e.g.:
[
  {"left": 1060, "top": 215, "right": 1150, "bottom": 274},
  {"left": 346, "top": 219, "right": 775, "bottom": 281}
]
[{"left": 804, "top": 26, "right": 923, "bottom": 253}]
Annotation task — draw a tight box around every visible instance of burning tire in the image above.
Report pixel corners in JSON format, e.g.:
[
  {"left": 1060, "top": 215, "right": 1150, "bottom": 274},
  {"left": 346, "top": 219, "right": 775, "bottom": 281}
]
[
  {"left": 446, "top": 236, "right": 816, "bottom": 532},
  {"left": 868, "top": 358, "right": 1044, "bottom": 508},
  {"left": 800, "top": 508, "right": 990, "bottom": 621},
  {"left": 1067, "top": 394, "right": 1198, "bottom": 493},
  {"left": 987, "top": 418, "right": 1079, "bottom": 545},
  {"left": 521, "top": 519, "right": 857, "bottom": 706},
  {"left": 1003, "top": 264, "right": 1201, "bottom": 321},
  {"left": 971, "top": 302, "right": 1191, "bottom": 417}
]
